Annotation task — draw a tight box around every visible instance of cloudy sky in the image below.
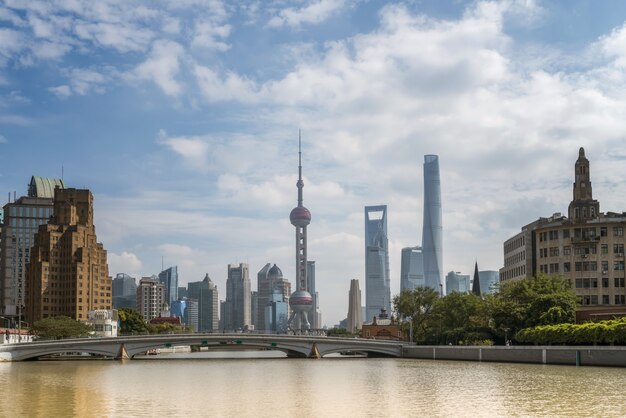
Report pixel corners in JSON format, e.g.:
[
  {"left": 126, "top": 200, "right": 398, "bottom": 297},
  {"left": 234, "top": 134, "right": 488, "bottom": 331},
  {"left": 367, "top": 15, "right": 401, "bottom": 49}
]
[{"left": 2, "top": 0, "right": 626, "bottom": 326}]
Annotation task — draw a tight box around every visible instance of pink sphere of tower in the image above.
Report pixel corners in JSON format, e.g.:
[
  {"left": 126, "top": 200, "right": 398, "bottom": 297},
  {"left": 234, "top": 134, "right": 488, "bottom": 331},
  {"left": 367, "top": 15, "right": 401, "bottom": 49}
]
[
  {"left": 290, "top": 289, "right": 313, "bottom": 311},
  {"left": 290, "top": 206, "right": 311, "bottom": 227}
]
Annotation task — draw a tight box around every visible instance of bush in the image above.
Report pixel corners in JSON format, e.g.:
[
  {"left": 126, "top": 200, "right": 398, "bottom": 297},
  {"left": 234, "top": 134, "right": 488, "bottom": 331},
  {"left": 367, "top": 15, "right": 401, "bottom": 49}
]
[{"left": 516, "top": 317, "right": 626, "bottom": 345}]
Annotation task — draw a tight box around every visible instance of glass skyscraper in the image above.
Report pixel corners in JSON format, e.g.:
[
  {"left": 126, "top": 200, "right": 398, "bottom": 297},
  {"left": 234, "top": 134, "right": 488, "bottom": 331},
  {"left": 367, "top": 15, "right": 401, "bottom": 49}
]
[
  {"left": 422, "top": 155, "right": 444, "bottom": 295},
  {"left": 158, "top": 266, "right": 178, "bottom": 306},
  {"left": 365, "top": 205, "right": 390, "bottom": 321},
  {"left": 400, "top": 246, "right": 425, "bottom": 292},
  {"left": 445, "top": 271, "right": 470, "bottom": 293}
]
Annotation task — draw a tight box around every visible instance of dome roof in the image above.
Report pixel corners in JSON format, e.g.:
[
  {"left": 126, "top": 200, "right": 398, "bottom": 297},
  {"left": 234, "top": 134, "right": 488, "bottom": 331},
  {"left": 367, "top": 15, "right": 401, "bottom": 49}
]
[
  {"left": 268, "top": 264, "right": 283, "bottom": 278},
  {"left": 290, "top": 206, "right": 311, "bottom": 226}
]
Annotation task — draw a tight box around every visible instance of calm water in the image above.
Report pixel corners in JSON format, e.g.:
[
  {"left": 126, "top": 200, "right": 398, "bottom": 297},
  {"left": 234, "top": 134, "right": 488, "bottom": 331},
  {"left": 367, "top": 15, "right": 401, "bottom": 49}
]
[{"left": 1, "top": 352, "right": 625, "bottom": 417}]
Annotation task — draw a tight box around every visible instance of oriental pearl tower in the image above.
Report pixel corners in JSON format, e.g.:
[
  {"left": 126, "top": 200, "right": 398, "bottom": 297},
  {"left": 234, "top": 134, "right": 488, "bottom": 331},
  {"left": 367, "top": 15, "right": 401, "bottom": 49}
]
[{"left": 288, "top": 131, "right": 314, "bottom": 332}]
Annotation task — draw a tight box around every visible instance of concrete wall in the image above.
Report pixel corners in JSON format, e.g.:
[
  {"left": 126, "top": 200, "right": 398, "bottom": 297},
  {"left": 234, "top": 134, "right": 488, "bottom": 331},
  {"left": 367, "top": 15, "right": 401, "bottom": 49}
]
[{"left": 403, "top": 346, "right": 626, "bottom": 367}]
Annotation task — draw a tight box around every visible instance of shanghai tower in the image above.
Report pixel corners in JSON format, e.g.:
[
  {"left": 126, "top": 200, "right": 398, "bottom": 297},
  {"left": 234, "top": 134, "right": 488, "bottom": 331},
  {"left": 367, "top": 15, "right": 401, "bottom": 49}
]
[{"left": 422, "top": 155, "right": 443, "bottom": 295}]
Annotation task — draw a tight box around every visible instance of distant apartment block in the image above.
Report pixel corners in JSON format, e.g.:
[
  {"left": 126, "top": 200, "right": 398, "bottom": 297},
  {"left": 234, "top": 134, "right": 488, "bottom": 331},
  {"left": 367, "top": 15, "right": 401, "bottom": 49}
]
[
  {"left": 137, "top": 276, "right": 165, "bottom": 321},
  {"left": 1, "top": 176, "right": 64, "bottom": 317}
]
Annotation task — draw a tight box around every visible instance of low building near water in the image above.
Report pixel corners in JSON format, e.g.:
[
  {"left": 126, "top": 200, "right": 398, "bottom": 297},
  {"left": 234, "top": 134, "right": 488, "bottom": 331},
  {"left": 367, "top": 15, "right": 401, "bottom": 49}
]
[
  {"left": 1, "top": 328, "right": 34, "bottom": 344},
  {"left": 361, "top": 308, "right": 401, "bottom": 341},
  {"left": 88, "top": 309, "right": 118, "bottom": 337}
]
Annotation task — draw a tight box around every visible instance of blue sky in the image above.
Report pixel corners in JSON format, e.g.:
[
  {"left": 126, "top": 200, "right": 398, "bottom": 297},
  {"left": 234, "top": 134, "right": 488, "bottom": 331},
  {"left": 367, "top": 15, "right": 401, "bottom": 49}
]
[{"left": 2, "top": 0, "right": 626, "bottom": 326}]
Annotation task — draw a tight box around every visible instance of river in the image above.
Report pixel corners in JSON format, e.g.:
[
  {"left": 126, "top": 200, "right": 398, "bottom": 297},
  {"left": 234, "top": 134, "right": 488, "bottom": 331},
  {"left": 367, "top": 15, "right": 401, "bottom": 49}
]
[{"left": 0, "top": 352, "right": 624, "bottom": 417}]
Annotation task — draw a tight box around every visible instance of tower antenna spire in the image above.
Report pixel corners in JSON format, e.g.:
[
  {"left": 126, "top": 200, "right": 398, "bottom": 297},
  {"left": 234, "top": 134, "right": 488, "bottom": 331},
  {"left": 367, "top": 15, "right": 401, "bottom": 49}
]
[{"left": 297, "top": 129, "right": 304, "bottom": 207}]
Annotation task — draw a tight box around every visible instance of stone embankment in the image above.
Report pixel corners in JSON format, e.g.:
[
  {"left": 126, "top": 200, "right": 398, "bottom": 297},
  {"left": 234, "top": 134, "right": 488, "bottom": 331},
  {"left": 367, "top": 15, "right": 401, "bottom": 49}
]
[{"left": 403, "top": 345, "right": 626, "bottom": 367}]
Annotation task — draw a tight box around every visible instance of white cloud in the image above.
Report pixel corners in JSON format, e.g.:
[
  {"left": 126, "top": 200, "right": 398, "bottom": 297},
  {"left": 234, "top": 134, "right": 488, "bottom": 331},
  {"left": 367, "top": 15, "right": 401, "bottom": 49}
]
[
  {"left": 0, "top": 134, "right": 6, "bottom": 143},
  {"left": 191, "top": 21, "right": 231, "bottom": 51},
  {"left": 108, "top": 251, "right": 143, "bottom": 277},
  {"left": 268, "top": 0, "right": 348, "bottom": 28},
  {"left": 194, "top": 64, "right": 258, "bottom": 102},
  {"left": 133, "top": 40, "right": 184, "bottom": 96},
  {"left": 48, "top": 85, "right": 72, "bottom": 98},
  {"left": 158, "top": 129, "right": 210, "bottom": 172}
]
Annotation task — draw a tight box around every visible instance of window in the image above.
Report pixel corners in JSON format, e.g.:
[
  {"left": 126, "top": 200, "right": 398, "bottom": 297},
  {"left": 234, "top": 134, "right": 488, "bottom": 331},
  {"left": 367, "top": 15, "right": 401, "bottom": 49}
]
[
  {"left": 564, "top": 262, "right": 571, "bottom": 272},
  {"left": 614, "top": 244, "right": 624, "bottom": 254},
  {"left": 615, "top": 278, "right": 625, "bottom": 288},
  {"left": 614, "top": 227, "right": 624, "bottom": 237},
  {"left": 602, "top": 261, "right": 609, "bottom": 272},
  {"left": 602, "top": 278, "right": 609, "bottom": 288},
  {"left": 563, "top": 229, "right": 570, "bottom": 239},
  {"left": 601, "top": 244, "right": 608, "bottom": 255},
  {"left": 564, "top": 246, "right": 571, "bottom": 256},
  {"left": 601, "top": 227, "right": 608, "bottom": 237},
  {"left": 603, "top": 295, "right": 610, "bottom": 305},
  {"left": 549, "top": 247, "right": 559, "bottom": 257},
  {"left": 614, "top": 261, "right": 625, "bottom": 271},
  {"left": 590, "top": 295, "right": 598, "bottom": 305},
  {"left": 615, "top": 295, "right": 626, "bottom": 305}
]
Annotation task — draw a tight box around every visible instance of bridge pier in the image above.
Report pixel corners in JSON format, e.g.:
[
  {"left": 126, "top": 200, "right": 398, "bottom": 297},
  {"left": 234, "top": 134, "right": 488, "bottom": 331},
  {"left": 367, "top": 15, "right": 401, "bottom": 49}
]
[
  {"left": 308, "top": 343, "right": 321, "bottom": 359},
  {"left": 116, "top": 344, "right": 130, "bottom": 360}
]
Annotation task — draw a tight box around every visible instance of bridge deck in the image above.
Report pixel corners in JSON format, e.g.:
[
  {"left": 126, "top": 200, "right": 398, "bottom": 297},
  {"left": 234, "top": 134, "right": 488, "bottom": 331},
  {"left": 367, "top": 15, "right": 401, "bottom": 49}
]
[{"left": 0, "top": 334, "right": 406, "bottom": 361}]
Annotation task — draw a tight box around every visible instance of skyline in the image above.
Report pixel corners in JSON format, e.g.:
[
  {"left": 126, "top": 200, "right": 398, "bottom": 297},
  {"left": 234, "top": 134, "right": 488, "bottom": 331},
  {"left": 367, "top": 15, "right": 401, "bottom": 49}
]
[{"left": 2, "top": 1, "right": 626, "bottom": 326}]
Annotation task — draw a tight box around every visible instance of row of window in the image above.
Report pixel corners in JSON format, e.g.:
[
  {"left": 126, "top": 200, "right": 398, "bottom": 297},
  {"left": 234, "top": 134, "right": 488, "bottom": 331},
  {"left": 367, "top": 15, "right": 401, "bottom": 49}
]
[
  {"left": 504, "top": 235, "right": 526, "bottom": 253},
  {"left": 574, "top": 278, "right": 625, "bottom": 288},
  {"left": 580, "top": 295, "right": 626, "bottom": 305},
  {"left": 539, "top": 226, "right": 625, "bottom": 242},
  {"left": 541, "top": 261, "right": 625, "bottom": 273}
]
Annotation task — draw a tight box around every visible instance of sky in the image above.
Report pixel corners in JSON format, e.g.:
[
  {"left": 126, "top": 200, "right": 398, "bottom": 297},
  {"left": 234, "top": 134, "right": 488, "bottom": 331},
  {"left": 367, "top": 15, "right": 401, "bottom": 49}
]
[{"left": 2, "top": 0, "right": 626, "bottom": 327}]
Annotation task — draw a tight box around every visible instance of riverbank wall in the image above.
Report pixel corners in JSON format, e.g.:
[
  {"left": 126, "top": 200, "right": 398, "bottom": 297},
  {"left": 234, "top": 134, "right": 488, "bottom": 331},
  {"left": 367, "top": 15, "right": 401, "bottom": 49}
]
[{"left": 403, "top": 345, "right": 626, "bottom": 367}]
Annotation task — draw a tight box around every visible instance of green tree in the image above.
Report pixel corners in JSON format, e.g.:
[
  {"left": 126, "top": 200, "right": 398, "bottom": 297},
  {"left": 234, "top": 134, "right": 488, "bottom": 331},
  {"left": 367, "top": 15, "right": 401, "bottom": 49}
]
[
  {"left": 393, "top": 287, "right": 439, "bottom": 343},
  {"left": 490, "top": 273, "right": 577, "bottom": 341},
  {"left": 118, "top": 308, "right": 150, "bottom": 335},
  {"left": 30, "top": 316, "right": 93, "bottom": 339},
  {"left": 434, "top": 292, "right": 492, "bottom": 345}
]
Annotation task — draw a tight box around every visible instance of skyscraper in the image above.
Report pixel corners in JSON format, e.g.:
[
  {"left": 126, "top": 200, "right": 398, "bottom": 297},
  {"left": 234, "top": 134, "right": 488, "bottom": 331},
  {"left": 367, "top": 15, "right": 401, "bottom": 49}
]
[
  {"left": 1, "top": 176, "right": 64, "bottom": 317},
  {"left": 472, "top": 262, "right": 481, "bottom": 296},
  {"left": 346, "top": 279, "right": 363, "bottom": 334},
  {"left": 307, "top": 260, "right": 321, "bottom": 329},
  {"left": 257, "top": 263, "right": 291, "bottom": 331},
  {"left": 158, "top": 266, "right": 178, "bottom": 306},
  {"left": 27, "top": 188, "right": 111, "bottom": 322},
  {"left": 422, "top": 155, "right": 444, "bottom": 295},
  {"left": 478, "top": 270, "right": 499, "bottom": 294},
  {"left": 365, "top": 205, "right": 390, "bottom": 321},
  {"left": 224, "top": 263, "right": 251, "bottom": 330},
  {"left": 288, "top": 133, "right": 314, "bottom": 331},
  {"left": 198, "top": 274, "right": 219, "bottom": 332},
  {"left": 112, "top": 273, "right": 137, "bottom": 309},
  {"left": 400, "top": 246, "right": 425, "bottom": 292},
  {"left": 445, "top": 271, "right": 470, "bottom": 293}
]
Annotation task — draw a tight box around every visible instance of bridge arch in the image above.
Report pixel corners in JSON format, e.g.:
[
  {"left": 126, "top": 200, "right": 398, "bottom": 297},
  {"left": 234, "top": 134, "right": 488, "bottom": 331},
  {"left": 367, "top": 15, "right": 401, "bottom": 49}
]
[{"left": 317, "top": 346, "right": 399, "bottom": 358}]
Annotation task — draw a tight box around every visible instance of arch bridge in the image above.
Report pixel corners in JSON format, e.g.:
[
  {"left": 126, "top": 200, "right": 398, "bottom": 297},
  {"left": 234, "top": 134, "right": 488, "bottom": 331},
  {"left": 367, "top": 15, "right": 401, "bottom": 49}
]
[{"left": 0, "top": 334, "right": 405, "bottom": 362}]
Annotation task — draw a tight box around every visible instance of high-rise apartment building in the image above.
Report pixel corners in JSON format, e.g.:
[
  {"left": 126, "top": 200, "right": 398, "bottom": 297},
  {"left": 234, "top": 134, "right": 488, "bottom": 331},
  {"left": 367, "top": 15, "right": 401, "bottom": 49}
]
[
  {"left": 112, "top": 273, "right": 137, "bottom": 309},
  {"left": 365, "top": 205, "right": 390, "bottom": 321},
  {"left": 1, "top": 176, "right": 64, "bottom": 317},
  {"left": 500, "top": 147, "right": 626, "bottom": 320},
  {"left": 224, "top": 263, "right": 251, "bottom": 330},
  {"left": 346, "top": 279, "right": 363, "bottom": 333},
  {"left": 256, "top": 263, "right": 291, "bottom": 331},
  {"left": 422, "top": 155, "right": 444, "bottom": 295},
  {"left": 26, "top": 188, "right": 111, "bottom": 322},
  {"left": 400, "top": 246, "right": 425, "bottom": 292},
  {"left": 137, "top": 276, "right": 165, "bottom": 321},
  {"left": 158, "top": 266, "right": 178, "bottom": 306}
]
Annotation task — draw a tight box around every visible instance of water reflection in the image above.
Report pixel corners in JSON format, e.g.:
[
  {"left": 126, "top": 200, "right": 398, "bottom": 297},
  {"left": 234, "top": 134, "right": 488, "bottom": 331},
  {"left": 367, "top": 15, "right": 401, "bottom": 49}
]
[{"left": 1, "top": 355, "right": 625, "bottom": 417}]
